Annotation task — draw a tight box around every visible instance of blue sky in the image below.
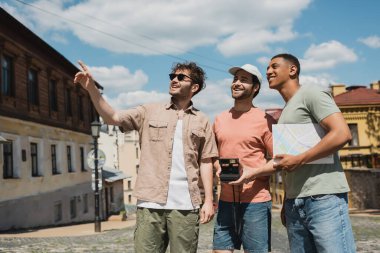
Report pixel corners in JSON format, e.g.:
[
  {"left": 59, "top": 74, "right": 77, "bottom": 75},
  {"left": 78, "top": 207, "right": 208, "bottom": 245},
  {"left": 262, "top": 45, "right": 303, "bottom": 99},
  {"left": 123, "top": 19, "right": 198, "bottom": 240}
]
[{"left": 1, "top": 0, "right": 379, "bottom": 120}]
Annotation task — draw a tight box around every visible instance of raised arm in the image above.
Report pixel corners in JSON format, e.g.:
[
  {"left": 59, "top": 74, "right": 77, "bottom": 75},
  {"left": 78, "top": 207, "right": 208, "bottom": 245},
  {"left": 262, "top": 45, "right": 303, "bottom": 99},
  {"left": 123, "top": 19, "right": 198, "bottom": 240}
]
[{"left": 74, "top": 60, "right": 122, "bottom": 126}]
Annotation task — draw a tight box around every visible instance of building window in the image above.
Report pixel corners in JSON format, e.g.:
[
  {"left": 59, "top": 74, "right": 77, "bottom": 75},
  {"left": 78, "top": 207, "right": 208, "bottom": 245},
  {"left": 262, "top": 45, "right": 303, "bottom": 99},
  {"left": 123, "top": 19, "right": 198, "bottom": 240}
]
[
  {"left": 49, "top": 79, "right": 58, "bottom": 112},
  {"left": 67, "top": 145, "right": 73, "bottom": 172},
  {"left": 70, "top": 197, "right": 77, "bottom": 219},
  {"left": 78, "top": 95, "right": 84, "bottom": 121},
  {"left": 51, "top": 144, "right": 59, "bottom": 175},
  {"left": 31, "top": 142, "right": 39, "bottom": 177},
  {"left": 28, "top": 69, "right": 39, "bottom": 105},
  {"left": 65, "top": 88, "right": 72, "bottom": 116},
  {"left": 348, "top": 124, "right": 359, "bottom": 146},
  {"left": 136, "top": 147, "right": 139, "bottom": 159},
  {"left": 128, "top": 180, "right": 131, "bottom": 190},
  {"left": 83, "top": 194, "right": 88, "bottom": 214},
  {"left": 1, "top": 54, "right": 14, "bottom": 97},
  {"left": 80, "top": 147, "right": 86, "bottom": 171},
  {"left": 3, "top": 141, "right": 13, "bottom": 179},
  {"left": 54, "top": 201, "right": 62, "bottom": 222},
  {"left": 128, "top": 195, "right": 132, "bottom": 203}
]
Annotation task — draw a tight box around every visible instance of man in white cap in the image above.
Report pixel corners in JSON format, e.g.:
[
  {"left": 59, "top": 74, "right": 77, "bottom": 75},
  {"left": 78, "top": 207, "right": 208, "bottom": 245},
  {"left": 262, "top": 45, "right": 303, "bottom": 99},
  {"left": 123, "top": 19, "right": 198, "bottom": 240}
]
[{"left": 212, "top": 64, "right": 275, "bottom": 253}]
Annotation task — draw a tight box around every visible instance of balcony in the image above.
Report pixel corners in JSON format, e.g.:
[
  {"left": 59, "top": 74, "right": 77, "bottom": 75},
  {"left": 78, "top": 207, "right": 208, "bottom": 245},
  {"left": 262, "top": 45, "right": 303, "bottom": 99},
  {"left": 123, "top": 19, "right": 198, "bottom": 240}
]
[{"left": 340, "top": 153, "right": 380, "bottom": 169}]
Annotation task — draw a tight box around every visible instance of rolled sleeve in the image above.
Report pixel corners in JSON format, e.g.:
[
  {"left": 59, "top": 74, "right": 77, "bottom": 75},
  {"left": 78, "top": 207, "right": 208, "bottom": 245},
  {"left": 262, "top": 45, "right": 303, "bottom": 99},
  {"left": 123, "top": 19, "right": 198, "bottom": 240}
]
[
  {"left": 201, "top": 120, "right": 219, "bottom": 159},
  {"left": 118, "top": 105, "right": 145, "bottom": 132}
]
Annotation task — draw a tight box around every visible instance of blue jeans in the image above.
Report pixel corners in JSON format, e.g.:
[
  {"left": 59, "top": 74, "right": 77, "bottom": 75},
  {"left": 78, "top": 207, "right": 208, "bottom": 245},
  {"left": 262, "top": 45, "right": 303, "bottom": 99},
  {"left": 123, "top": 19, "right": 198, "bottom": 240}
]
[
  {"left": 285, "top": 193, "right": 356, "bottom": 253},
  {"left": 213, "top": 200, "right": 271, "bottom": 253}
]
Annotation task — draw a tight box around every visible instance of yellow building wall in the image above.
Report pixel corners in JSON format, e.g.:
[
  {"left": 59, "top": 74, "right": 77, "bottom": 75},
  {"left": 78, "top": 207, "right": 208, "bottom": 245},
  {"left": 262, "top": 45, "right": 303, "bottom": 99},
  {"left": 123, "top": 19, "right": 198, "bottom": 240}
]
[
  {"left": 340, "top": 106, "right": 380, "bottom": 154},
  {"left": 339, "top": 106, "right": 380, "bottom": 170}
]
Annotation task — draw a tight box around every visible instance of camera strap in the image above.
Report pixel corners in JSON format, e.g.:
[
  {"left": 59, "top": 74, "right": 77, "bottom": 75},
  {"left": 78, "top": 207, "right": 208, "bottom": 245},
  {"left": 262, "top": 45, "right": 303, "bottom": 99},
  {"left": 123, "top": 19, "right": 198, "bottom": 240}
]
[{"left": 232, "top": 185, "right": 242, "bottom": 237}]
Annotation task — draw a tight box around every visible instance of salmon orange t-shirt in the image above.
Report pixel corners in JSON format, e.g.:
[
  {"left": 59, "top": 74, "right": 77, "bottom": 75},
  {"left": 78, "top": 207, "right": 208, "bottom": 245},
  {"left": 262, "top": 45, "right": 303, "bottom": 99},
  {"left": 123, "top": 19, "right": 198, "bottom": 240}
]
[{"left": 213, "top": 107, "right": 275, "bottom": 203}]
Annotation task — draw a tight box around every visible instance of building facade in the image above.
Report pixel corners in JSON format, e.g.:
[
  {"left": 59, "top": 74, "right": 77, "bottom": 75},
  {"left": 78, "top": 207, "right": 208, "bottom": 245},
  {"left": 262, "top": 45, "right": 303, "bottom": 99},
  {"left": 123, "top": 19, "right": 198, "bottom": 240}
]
[
  {"left": 332, "top": 82, "right": 380, "bottom": 169},
  {"left": 332, "top": 82, "right": 380, "bottom": 209},
  {"left": 0, "top": 8, "right": 99, "bottom": 230},
  {"left": 118, "top": 130, "right": 140, "bottom": 205},
  {"left": 98, "top": 123, "right": 129, "bottom": 216}
]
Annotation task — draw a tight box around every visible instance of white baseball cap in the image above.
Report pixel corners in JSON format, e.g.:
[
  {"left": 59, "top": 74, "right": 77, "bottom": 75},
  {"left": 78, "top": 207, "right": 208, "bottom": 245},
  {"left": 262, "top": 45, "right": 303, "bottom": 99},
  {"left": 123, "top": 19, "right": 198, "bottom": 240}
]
[{"left": 228, "top": 64, "right": 263, "bottom": 84}]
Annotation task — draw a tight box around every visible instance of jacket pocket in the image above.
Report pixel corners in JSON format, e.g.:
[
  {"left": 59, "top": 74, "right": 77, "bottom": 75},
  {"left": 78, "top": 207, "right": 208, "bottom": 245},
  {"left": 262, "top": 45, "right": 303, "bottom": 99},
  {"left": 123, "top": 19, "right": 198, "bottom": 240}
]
[
  {"left": 148, "top": 120, "right": 168, "bottom": 141},
  {"left": 190, "top": 128, "right": 205, "bottom": 150}
]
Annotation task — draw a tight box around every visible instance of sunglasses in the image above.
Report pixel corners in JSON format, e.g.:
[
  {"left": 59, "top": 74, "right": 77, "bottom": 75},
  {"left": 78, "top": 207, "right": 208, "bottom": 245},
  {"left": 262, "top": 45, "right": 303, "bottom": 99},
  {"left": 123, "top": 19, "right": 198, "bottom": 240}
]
[{"left": 169, "top": 73, "right": 192, "bottom": 81}]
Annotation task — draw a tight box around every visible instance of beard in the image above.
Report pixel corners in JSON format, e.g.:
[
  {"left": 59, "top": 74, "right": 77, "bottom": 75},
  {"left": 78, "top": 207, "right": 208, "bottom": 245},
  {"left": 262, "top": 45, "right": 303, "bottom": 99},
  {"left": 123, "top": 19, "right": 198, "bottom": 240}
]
[
  {"left": 169, "top": 87, "right": 192, "bottom": 100},
  {"left": 231, "top": 89, "right": 254, "bottom": 100}
]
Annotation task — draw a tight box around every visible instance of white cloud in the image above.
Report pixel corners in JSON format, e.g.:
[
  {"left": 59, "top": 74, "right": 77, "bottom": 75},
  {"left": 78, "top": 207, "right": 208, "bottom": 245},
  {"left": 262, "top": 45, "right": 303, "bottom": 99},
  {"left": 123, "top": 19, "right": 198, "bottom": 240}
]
[
  {"left": 88, "top": 65, "right": 149, "bottom": 94},
  {"left": 193, "top": 79, "right": 233, "bottom": 121},
  {"left": 0, "top": 2, "right": 33, "bottom": 28},
  {"left": 257, "top": 56, "right": 271, "bottom": 66},
  {"left": 105, "top": 91, "right": 169, "bottom": 110},
  {"left": 217, "top": 25, "right": 297, "bottom": 57},
  {"left": 300, "top": 74, "right": 335, "bottom": 88},
  {"left": 358, "top": 35, "right": 380, "bottom": 49},
  {"left": 255, "top": 82, "right": 284, "bottom": 109},
  {"left": 50, "top": 32, "right": 69, "bottom": 44},
  {"left": 3, "top": 0, "right": 311, "bottom": 57},
  {"left": 301, "top": 40, "right": 358, "bottom": 71}
]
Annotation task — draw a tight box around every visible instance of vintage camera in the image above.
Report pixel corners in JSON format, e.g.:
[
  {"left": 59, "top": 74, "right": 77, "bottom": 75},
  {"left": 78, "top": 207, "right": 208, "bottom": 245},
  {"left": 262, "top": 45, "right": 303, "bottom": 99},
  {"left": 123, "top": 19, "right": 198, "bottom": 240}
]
[{"left": 219, "top": 158, "right": 240, "bottom": 182}]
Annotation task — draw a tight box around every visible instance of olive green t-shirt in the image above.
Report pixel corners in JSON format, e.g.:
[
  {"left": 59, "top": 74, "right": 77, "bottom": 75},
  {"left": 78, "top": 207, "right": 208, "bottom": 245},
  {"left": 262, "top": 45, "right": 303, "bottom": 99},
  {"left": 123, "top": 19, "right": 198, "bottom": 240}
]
[{"left": 278, "top": 85, "right": 350, "bottom": 199}]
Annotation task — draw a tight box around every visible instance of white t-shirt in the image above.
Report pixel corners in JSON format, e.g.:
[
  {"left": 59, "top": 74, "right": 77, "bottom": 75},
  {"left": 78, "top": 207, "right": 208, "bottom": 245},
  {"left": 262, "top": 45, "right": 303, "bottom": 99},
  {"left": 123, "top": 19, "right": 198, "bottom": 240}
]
[{"left": 137, "top": 120, "right": 198, "bottom": 210}]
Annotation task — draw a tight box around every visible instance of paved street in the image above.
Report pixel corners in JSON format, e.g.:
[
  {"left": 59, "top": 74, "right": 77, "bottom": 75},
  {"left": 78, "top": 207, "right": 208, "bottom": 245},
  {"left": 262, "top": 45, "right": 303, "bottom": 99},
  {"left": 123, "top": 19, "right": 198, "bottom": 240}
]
[{"left": 0, "top": 211, "right": 379, "bottom": 253}]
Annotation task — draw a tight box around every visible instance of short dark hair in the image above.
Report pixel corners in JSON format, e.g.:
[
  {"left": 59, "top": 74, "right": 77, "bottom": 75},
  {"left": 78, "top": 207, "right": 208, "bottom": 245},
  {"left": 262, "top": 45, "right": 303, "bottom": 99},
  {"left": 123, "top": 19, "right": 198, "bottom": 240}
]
[
  {"left": 271, "top": 53, "right": 301, "bottom": 76},
  {"left": 171, "top": 61, "right": 206, "bottom": 95}
]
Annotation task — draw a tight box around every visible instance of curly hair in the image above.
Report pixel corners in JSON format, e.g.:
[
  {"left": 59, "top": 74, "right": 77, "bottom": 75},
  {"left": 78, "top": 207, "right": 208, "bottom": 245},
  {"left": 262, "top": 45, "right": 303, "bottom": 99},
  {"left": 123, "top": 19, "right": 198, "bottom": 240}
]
[{"left": 171, "top": 61, "right": 207, "bottom": 96}]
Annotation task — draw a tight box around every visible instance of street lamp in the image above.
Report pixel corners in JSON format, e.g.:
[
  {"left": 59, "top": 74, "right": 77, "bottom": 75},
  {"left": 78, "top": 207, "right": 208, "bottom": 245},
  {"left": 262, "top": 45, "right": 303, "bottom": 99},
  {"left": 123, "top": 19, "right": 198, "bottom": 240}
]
[{"left": 91, "top": 120, "right": 101, "bottom": 233}]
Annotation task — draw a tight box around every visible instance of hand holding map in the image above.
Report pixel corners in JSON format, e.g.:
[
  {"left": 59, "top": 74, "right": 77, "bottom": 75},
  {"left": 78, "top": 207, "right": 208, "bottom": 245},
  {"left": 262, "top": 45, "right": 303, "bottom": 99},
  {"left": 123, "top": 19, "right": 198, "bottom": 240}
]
[{"left": 273, "top": 123, "right": 334, "bottom": 164}]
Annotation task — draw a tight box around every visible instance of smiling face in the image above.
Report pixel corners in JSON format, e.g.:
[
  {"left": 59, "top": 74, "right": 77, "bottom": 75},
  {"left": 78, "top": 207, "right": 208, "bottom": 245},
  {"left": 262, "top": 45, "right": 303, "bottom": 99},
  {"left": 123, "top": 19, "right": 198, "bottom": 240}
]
[
  {"left": 266, "top": 57, "right": 292, "bottom": 90},
  {"left": 230, "top": 69, "right": 258, "bottom": 100},
  {"left": 169, "top": 69, "right": 199, "bottom": 99},
  {"left": 266, "top": 56, "right": 300, "bottom": 91}
]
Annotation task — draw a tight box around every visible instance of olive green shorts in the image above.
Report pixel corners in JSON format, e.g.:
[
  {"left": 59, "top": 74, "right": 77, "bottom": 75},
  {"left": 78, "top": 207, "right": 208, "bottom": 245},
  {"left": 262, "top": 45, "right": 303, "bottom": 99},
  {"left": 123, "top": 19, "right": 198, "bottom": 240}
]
[{"left": 134, "top": 207, "right": 200, "bottom": 253}]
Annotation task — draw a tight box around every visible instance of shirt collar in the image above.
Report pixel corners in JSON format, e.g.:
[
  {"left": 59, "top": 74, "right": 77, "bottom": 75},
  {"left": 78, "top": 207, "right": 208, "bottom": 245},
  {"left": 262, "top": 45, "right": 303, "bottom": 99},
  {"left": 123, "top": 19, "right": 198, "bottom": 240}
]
[{"left": 165, "top": 98, "right": 198, "bottom": 115}]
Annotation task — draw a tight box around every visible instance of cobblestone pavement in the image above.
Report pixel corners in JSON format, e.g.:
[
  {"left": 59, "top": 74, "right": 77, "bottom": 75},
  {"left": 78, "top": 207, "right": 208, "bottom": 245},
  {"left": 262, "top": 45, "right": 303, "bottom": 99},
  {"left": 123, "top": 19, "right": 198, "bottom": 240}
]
[{"left": 0, "top": 212, "right": 379, "bottom": 253}]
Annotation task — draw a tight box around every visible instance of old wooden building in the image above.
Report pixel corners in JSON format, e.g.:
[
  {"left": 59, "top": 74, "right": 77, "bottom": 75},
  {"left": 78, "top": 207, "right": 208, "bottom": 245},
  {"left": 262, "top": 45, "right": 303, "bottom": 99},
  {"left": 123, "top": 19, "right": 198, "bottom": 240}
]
[{"left": 0, "top": 7, "right": 100, "bottom": 230}]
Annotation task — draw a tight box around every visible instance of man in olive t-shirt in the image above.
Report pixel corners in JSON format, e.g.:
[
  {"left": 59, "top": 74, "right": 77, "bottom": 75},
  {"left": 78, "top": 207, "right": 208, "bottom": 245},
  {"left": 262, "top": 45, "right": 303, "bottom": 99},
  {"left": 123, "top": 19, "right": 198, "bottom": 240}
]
[{"left": 266, "top": 54, "right": 356, "bottom": 253}]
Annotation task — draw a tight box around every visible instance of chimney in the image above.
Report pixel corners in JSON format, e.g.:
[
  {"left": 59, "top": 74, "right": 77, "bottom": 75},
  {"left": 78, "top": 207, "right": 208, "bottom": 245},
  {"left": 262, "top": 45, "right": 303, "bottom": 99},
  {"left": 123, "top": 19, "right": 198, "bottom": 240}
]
[
  {"left": 370, "top": 81, "right": 379, "bottom": 91},
  {"left": 330, "top": 84, "right": 346, "bottom": 97}
]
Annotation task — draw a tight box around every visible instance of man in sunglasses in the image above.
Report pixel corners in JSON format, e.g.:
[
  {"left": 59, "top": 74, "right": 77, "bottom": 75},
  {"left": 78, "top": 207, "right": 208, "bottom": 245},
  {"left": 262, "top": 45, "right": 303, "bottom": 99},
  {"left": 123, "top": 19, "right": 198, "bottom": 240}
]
[
  {"left": 74, "top": 61, "right": 218, "bottom": 253},
  {"left": 212, "top": 64, "right": 275, "bottom": 253}
]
